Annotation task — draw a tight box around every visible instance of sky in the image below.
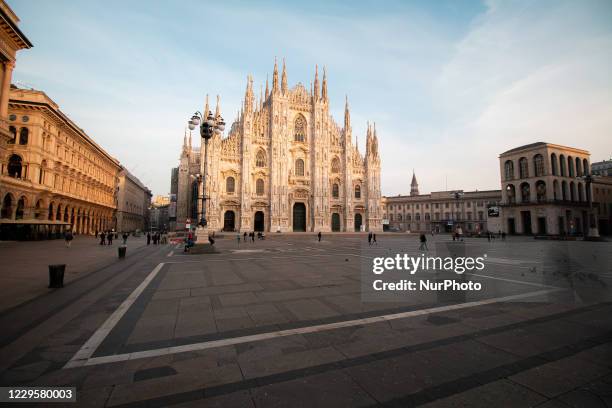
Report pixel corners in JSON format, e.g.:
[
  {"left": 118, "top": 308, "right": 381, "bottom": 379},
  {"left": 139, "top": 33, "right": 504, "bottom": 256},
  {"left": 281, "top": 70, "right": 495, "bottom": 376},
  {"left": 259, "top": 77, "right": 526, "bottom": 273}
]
[{"left": 9, "top": 0, "right": 612, "bottom": 197}]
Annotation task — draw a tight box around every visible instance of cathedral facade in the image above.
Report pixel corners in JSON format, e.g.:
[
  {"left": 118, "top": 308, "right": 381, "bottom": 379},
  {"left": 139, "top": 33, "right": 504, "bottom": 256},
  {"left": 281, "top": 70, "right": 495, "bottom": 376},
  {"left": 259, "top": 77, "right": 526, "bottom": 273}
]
[{"left": 176, "top": 61, "right": 382, "bottom": 233}]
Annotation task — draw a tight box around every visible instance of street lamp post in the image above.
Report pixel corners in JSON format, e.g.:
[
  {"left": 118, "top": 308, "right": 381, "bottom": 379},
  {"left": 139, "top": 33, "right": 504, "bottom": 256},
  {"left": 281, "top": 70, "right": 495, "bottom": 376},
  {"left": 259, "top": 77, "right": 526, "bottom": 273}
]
[
  {"left": 450, "top": 190, "right": 464, "bottom": 231},
  {"left": 579, "top": 174, "right": 599, "bottom": 238},
  {"left": 188, "top": 110, "right": 225, "bottom": 241}
]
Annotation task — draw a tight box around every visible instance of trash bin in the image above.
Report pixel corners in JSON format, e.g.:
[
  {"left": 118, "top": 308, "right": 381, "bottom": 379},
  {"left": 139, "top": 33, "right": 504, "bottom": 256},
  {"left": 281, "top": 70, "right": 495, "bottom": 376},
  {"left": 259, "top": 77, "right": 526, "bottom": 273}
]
[
  {"left": 118, "top": 245, "right": 127, "bottom": 259},
  {"left": 48, "top": 264, "right": 66, "bottom": 288}
]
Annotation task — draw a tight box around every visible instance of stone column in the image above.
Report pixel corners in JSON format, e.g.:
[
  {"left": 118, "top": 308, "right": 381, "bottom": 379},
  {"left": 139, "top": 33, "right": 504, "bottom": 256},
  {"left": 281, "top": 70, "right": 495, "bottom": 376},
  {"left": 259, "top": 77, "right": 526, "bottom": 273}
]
[{"left": 0, "top": 61, "right": 15, "bottom": 119}]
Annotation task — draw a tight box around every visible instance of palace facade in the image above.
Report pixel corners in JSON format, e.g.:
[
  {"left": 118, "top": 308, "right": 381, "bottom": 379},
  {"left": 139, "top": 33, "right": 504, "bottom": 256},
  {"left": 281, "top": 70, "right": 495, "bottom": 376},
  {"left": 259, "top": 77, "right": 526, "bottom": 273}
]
[
  {"left": 382, "top": 173, "right": 502, "bottom": 234},
  {"left": 0, "top": 0, "right": 31, "bottom": 156},
  {"left": 499, "top": 142, "right": 592, "bottom": 235},
  {"left": 115, "top": 167, "right": 151, "bottom": 233},
  {"left": 176, "top": 61, "right": 383, "bottom": 233},
  {"left": 0, "top": 87, "right": 121, "bottom": 239}
]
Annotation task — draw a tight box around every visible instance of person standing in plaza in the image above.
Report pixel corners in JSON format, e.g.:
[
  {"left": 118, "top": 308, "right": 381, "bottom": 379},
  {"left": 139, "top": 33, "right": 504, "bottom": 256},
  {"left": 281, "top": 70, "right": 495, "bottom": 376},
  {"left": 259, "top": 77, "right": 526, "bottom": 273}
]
[
  {"left": 251, "top": 232, "right": 255, "bottom": 243},
  {"left": 419, "top": 233, "right": 428, "bottom": 251},
  {"left": 64, "top": 229, "right": 74, "bottom": 247},
  {"left": 122, "top": 232, "right": 128, "bottom": 245},
  {"left": 368, "top": 232, "right": 372, "bottom": 246},
  {"left": 237, "top": 233, "right": 241, "bottom": 245},
  {"left": 243, "top": 232, "right": 247, "bottom": 242},
  {"left": 100, "top": 231, "right": 106, "bottom": 245},
  {"left": 107, "top": 231, "right": 113, "bottom": 245},
  {"left": 318, "top": 231, "right": 322, "bottom": 242},
  {"left": 146, "top": 232, "right": 151, "bottom": 245},
  {"left": 373, "top": 233, "right": 377, "bottom": 245}
]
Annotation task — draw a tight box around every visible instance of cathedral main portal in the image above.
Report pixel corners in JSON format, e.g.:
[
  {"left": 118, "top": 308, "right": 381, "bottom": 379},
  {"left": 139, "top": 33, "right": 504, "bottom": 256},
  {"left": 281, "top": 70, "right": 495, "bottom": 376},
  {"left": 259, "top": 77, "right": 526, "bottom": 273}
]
[{"left": 292, "top": 203, "right": 306, "bottom": 232}]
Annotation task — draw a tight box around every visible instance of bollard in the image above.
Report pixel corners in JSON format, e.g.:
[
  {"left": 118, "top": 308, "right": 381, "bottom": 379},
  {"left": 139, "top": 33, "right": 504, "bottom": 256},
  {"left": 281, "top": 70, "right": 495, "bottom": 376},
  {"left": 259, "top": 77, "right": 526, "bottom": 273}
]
[
  {"left": 118, "top": 245, "right": 127, "bottom": 259},
  {"left": 48, "top": 264, "right": 66, "bottom": 288}
]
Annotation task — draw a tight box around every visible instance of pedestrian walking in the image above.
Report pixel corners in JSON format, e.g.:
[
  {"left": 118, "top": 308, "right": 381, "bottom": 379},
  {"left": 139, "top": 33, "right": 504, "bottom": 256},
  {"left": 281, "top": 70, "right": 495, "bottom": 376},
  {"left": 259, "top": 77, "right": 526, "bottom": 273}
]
[
  {"left": 373, "top": 233, "right": 377, "bottom": 245},
  {"left": 237, "top": 233, "right": 241, "bottom": 244},
  {"left": 122, "top": 232, "right": 128, "bottom": 245},
  {"left": 100, "top": 231, "right": 106, "bottom": 245},
  {"left": 243, "top": 232, "right": 247, "bottom": 242},
  {"left": 487, "top": 231, "right": 491, "bottom": 242},
  {"left": 368, "top": 232, "right": 372, "bottom": 246},
  {"left": 64, "top": 229, "right": 74, "bottom": 247},
  {"left": 146, "top": 232, "right": 151, "bottom": 245},
  {"left": 107, "top": 231, "right": 113, "bottom": 245},
  {"left": 502, "top": 231, "right": 506, "bottom": 241},
  {"left": 317, "top": 231, "right": 322, "bottom": 242},
  {"left": 251, "top": 232, "right": 255, "bottom": 243},
  {"left": 419, "top": 233, "right": 428, "bottom": 251}
]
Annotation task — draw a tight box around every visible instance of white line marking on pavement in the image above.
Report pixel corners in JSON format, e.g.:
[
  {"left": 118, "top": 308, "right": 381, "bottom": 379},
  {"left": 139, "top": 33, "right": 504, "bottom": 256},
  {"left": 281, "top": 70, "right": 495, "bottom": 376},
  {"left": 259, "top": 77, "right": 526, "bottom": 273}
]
[
  {"left": 67, "top": 286, "right": 563, "bottom": 368},
  {"left": 63, "top": 263, "right": 165, "bottom": 369},
  {"left": 469, "top": 273, "right": 562, "bottom": 289},
  {"left": 167, "top": 251, "right": 174, "bottom": 257}
]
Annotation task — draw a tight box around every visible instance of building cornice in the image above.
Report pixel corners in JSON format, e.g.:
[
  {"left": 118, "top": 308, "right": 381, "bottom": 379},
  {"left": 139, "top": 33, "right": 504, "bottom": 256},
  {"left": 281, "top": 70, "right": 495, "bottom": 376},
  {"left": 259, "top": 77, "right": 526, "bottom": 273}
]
[{"left": 9, "top": 95, "right": 120, "bottom": 168}]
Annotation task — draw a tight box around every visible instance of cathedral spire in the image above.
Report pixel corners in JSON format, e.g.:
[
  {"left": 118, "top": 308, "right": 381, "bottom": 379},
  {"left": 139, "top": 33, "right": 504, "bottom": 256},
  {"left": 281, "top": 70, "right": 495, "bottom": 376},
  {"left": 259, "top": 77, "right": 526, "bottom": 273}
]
[
  {"left": 215, "top": 94, "right": 220, "bottom": 118},
  {"left": 272, "top": 58, "right": 279, "bottom": 93},
  {"left": 281, "top": 58, "right": 288, "bottom": 94},
  {"left": 183, "top": 127, "right": 188, "bottom": 148},
  {"left": 244, "top": 75, "right": 254, "bottom": 113},
  {"left": 322, "top": 66, "right": 328, "bottom": 102},
  {"left": 344, "top": 95, "right": 351, "bottom": 130},
  {"left": 204, "top": 94, "right": 210, "bottom": 117},
  {"left": 314, "top": 65, "right": 320, "bottom": 100},
  {"left": 410, "top": 170, "right": 419, "bottom": 196},
  {"left": 265, "top": 75, "right": 269, "bottom": 99}
]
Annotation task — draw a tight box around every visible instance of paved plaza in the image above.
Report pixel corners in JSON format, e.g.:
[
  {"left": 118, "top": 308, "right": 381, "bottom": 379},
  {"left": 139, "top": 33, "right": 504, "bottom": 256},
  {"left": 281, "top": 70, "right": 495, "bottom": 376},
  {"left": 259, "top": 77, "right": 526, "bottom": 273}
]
[{"left": 0, "top": 233, "right": 611, "bottom": 407}]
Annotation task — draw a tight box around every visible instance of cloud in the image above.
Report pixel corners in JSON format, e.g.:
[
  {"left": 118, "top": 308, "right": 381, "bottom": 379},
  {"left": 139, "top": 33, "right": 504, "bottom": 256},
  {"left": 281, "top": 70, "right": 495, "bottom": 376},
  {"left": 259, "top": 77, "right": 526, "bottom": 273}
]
[{"left": 387, "top": 0, "right": 612, "bottom": 196}]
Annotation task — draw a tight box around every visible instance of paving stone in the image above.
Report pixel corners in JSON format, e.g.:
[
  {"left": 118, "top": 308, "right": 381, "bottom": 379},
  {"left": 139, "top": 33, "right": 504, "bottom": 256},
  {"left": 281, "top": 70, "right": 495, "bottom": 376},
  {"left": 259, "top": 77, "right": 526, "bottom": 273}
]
[
  {"left": 218, "top": 292, "right": 260, "bottom": 307},
  {"left": 168, "top": 390, "right": 255, "bottom": 408},
  {"left": 251, "top": 370, "right": 376, "bottom": 408},
  {"left": 418, "top": 379, "right": 546, "bottom": 408},
  {"left": 509, "top": 354, "right": 611, "bottom": 398},
  {"left": 107, "top": 363, "right": 243, "bottom": 406},
  {"left": 283, "top": 298, "right": 340, "bottom": 321},
  {"left": 152, "top": 288, "right": 191, "bottom": 300},
  {"left": 239, "top": 345, "right": 345, "bottom": 379}
]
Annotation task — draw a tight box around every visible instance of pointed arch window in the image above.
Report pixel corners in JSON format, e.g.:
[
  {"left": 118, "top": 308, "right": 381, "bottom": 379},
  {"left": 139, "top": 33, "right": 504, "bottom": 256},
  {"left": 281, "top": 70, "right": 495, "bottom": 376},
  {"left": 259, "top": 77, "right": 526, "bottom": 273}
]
[
  {"left": 256, "top": 179, "right": 264, "bottom": 196},
  {"left": 295, "top": 159, "right": 305, "bottom": 176},
  {"left": 294, "top": 115, "right": 306, "bottom": 142},
  {"left": 226, "top": 176, "right": 235, "bottom": 193},
  {"left": 256, "top": 150, "right": 266, "bottom": 167},
  {"left": 332, "top": 183, "right": 339, "bottom": 198},
  {"left": 331, "top": 157, "right": 340, "bottom": 173},
  {"left": 355, "top": 184, "right": 361, "bottom": 199}
]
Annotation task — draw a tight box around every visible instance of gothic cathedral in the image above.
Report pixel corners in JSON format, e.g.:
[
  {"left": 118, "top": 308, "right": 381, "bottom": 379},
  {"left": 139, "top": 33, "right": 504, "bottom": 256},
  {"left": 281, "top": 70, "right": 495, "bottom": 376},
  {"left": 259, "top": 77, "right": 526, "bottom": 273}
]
[{"left": 176, "top": 60, "right": 382, "bottom": 233}]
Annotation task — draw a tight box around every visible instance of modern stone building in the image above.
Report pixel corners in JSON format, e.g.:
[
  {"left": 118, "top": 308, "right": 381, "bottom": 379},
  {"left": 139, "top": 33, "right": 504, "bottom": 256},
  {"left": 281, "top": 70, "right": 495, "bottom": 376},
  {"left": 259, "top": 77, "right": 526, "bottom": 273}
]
[
  {"left": 115, "top": 167, "right": 151, "bottom": 233},
  {"left": 591, "top": 159, "right": 612, "bottom": 177},
  {"left": 0, "top": 0, "right": 31, "bottom": 159},
  {"left": 176, "top": 60, "right": 382, "bottom": 233},
  {"left": 592, "top": 176, "right": 612, "bottom": 235},
  {"left": 1, "top": 88, "right": 120, "bottom": 239},
  {"left": 382, "top": 173, "right": 502, "bottom": 234},
  {"left": 150, "top": 195, "right": 170, "bottom": 232},
  {"left": 499, "top": 142, "right": 592, "bottom": 235}
]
